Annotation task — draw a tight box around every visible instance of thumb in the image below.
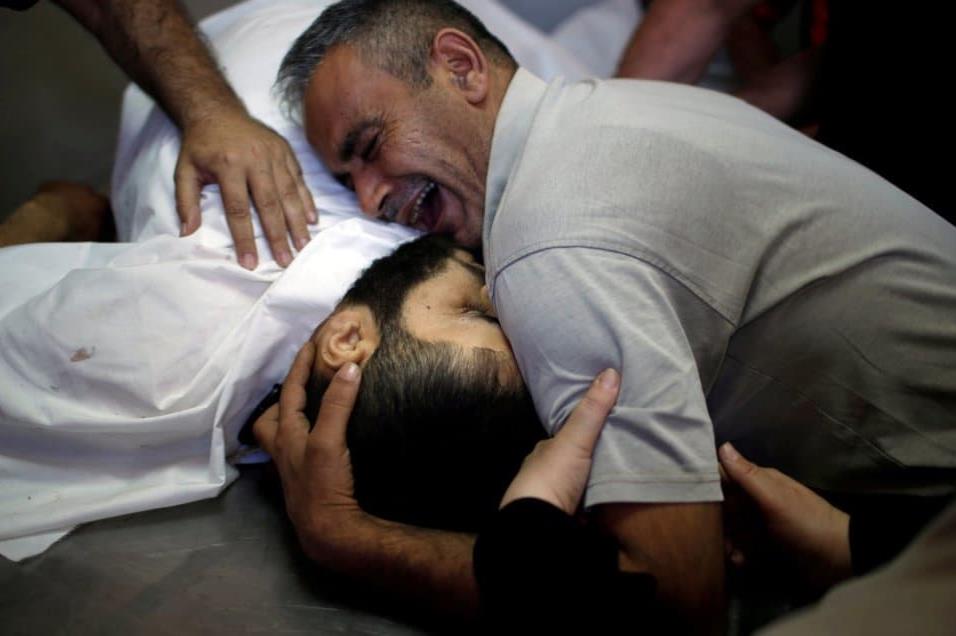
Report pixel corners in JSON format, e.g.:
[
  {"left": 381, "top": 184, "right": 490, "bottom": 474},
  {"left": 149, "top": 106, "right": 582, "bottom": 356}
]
[
  {"left": 719, "top": 442, "right": 777, "bottom": 510},
  {"left": 252, "top": 403, "right": 280, "bottom": 456},
  {"left": 553, "top": 368, "right": 620, "bottom": 455}
]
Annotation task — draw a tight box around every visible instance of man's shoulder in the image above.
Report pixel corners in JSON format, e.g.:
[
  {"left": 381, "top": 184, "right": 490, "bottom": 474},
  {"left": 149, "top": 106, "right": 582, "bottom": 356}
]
[
  {"left": 486, "top": 90, "right": 743, "bottom": 282},
  {"left": 532, "top": 75, "right": 752, "bottom": 138}
]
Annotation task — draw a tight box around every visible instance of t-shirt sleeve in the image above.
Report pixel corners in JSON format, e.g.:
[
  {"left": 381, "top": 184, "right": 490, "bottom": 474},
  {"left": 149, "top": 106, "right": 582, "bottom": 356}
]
[{"left": 492, "top": 246, "right": 726, "bottom": 506}]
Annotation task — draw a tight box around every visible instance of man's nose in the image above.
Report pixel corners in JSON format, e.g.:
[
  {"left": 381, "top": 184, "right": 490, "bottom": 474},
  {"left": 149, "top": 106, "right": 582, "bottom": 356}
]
[{"left": 352, "top": 167, "right": 390, "bottom": 218}]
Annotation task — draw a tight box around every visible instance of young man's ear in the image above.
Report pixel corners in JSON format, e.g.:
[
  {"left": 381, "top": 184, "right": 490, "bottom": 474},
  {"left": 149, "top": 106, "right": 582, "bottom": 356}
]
[
  {"left": 313, "top": 306, "right": 380, "bottom": 379},
  {"left": 431, "top": 28, "right": 489, "bottom": 104}
]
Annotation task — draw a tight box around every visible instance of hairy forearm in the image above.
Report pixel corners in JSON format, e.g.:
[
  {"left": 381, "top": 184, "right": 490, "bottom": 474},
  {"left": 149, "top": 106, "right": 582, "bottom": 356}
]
[
  {"left": 616, "top": 0, "right": 758, "bottom": 82},
  {"left": 302, "top": 512, "right": 479, "bottom": 619},
  {"left": 53, "top": 0, "right": 244, "bottom": 128}
]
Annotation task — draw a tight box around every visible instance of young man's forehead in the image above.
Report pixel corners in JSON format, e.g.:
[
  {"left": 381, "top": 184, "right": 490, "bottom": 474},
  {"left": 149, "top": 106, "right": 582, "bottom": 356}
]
[
  {"left": 404, "top": 256, "right": 484, "bottom": 305},
  {"left": 449, "top": 254, "right": 485, "bottom": 282}
]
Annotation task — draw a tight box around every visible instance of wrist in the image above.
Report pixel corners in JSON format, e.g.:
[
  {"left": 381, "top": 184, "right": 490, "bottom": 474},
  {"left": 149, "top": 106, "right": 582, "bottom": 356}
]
[
  {"left": 298, "top": 506, "right": 376, "bottom": 566},
  {"left": 179, "top": 96, "right": 248, "bottom": 133}
]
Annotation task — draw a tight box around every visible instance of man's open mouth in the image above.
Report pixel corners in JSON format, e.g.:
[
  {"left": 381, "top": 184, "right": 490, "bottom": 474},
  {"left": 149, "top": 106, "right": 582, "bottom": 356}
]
[{"left": 409, "top": 180, "right": 439, "bottom": 229}]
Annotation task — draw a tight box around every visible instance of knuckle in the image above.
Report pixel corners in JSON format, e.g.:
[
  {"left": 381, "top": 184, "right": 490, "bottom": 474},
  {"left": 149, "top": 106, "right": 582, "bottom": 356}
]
[
  {"left": 269, "top": 145, "right": 288, "bottom": 161},
  {"left": 221, "top": 150, "right": 244, "bottom": 166},
  {"left": 320, "top": 394, "right": 353, "bottom": 412},
  {"left": 577, "top": 394, "right": 607, "bottom": 416},
  {"left": 530, "top": 440, "right": 551, "bottom": 457},
  {"left": 272, "top": 435, "right": 288, "bottom": 456},
  {"left": 236, "top": 241, "right": 257, "bottom": 255},
  {"left": 226, "top": 204, "right": 252, "bottom": 219},
  {"left": 281, "top": 187, "right": 301, "bottom": 205},
  {"left": 257, "top": 197, "right": 281, "bottom": 213},
  {"left": 306, "top": 439, "right": 332, "bottom": 458}
]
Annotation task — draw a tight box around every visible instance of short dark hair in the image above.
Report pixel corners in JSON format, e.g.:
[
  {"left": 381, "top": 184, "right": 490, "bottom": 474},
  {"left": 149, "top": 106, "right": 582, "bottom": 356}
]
[
  {"left": 276, "top": 0, "right": 516, "bottom": 117},
  {"left": 306, "top": 236, "right": 544, "bottom": 532}
]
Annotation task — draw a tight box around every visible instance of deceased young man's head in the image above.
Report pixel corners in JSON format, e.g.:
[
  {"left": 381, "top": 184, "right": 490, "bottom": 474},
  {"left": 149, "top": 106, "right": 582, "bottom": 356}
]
[{"left": 304, "top": 235, "right": 544, "bottom": 532}]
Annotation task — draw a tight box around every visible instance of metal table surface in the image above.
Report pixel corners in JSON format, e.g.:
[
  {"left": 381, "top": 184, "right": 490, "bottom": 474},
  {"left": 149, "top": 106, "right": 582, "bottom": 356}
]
[
  {"left": 1, "top": 462, "right": 803, "bottom": 635},
  {"left": 0, "top": 465, "right": 437, "bottom": 636}
]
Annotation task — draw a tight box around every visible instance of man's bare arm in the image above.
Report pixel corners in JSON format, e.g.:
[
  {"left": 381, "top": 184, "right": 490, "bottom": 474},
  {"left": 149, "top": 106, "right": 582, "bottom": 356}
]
[
  {"left": 54, "top": 0, "right": 238, "bottom": 131},
  {"left": 257, "top": 357, "right": 631, "bottom": 619},
  {"left": 305, "top": 512, "right": 479, "bottom": 617},
  {"left": 53, "top": 0, "right": 315, "bottom": 268},
  {"left": 596, "top": 501, "right": 725, "bottom": 634},
  {"left": 616, "top": 0, "right": 758, "bottom": 82}
]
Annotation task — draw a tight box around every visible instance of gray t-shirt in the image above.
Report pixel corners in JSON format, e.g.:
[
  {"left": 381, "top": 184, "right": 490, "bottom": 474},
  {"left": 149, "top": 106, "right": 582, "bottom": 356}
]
[{"left": 483, "top": 69, "right": 956, "bottom": 507}]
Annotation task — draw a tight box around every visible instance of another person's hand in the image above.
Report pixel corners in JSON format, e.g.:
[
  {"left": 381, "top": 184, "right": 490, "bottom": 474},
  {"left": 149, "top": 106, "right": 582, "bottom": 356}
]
[
  {"left": 719, "top": 442, "right": 852, "bottom": 589},
  {"left": 253, "top": 344, "right": 363, "bottom": 562},
  {"left": 175, "top": 110, "right": 317, "bottom": 270},
  {"left": 500, "top": 369, "right": 620, "bottom": 514}
]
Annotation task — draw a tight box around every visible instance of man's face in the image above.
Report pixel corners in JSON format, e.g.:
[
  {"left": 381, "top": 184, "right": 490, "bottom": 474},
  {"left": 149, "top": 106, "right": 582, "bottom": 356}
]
[
  {"left": 402, "top": 251, "right": 520, "bottom": 390},
  {"left": 304, "top": 45, "right": 488, "bottom": 248}
]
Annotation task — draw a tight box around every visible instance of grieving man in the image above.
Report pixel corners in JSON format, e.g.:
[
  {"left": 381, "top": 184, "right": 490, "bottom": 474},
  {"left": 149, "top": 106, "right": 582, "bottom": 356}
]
[{"left": 266, "top": 0, "right": 956, "bottom": 627}]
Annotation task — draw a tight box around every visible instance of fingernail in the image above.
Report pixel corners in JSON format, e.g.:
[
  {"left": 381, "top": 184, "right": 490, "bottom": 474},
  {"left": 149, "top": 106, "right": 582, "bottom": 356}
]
[
  {"left": 277, "top": 251, "right": 292, "bottom": 268},
  {"left": 296, "top": 236, "right": 310, "bottom": 251},
  {"left": 720, "top": 442, "right": 741, "bottom": 463},
  {"left": 180, "top": 222, "right": 189, "bottom": 237},
  {"left": 240, "top": 253, "right": 257, "bottom": 270},
  {"left": 598, "top": 368, "right": 619, "bottom": 390},
  {"left": 340, "top": 362, "right": 359, "bottom": 382},
  {"left": 308, "top": 210, "right": 318, "bottom": 224}
]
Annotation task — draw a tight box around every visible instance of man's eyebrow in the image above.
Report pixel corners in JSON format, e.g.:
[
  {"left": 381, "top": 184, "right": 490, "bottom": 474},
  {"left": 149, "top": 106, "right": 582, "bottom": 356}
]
[{"left": 339, "top": 116, "right": 384, "bottom": 164}]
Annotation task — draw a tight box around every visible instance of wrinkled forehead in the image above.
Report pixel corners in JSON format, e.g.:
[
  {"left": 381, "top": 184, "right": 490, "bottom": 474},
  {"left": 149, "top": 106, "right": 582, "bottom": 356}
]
[
  {"left": 302, "top": 45, "right": 399, "bottom": 163},
  {"left": 302, "top": 46, "right": 367, "bottom": 155}
]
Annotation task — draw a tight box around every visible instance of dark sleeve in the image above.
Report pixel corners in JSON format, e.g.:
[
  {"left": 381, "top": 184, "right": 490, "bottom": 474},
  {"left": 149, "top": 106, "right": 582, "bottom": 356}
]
[
  {"left": 849, "top": 495, "right": 952, "bottom": 576},
  {"left": 474, "top": 498, "right": 659, "bottom": 632},
  {"left": 1, "top": 0, "right": 39, "bottom": 10}
]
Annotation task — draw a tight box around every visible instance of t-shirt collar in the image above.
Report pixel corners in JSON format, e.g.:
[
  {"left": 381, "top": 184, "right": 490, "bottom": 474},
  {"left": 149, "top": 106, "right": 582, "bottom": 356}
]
[{"left": 482, "top": 68, "right": 549, "bottom": 259}]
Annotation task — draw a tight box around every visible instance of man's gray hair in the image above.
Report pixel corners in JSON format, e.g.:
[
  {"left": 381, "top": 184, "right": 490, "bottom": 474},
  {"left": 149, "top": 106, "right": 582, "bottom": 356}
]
[{"left": 275, "top": 0, "right": 515, "bottom": 120}]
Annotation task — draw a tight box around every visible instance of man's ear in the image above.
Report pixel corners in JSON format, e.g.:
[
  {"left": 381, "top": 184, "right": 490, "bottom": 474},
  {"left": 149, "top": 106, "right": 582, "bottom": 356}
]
[
  {"left": 313, "top": 306, "right": 380, "bottom": 379},
  {"left": 431, "top": 28, "right": 489, "bottom": 104}
]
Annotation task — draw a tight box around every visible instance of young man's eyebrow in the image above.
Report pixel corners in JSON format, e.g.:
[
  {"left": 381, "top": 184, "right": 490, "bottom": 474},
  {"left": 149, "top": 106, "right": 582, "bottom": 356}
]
[
  {"left": 460, "top": 260, "right": 486, "bottom": 282},
  {"left": 339, "top": 116, "right": 384, "bottom": 164}
]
